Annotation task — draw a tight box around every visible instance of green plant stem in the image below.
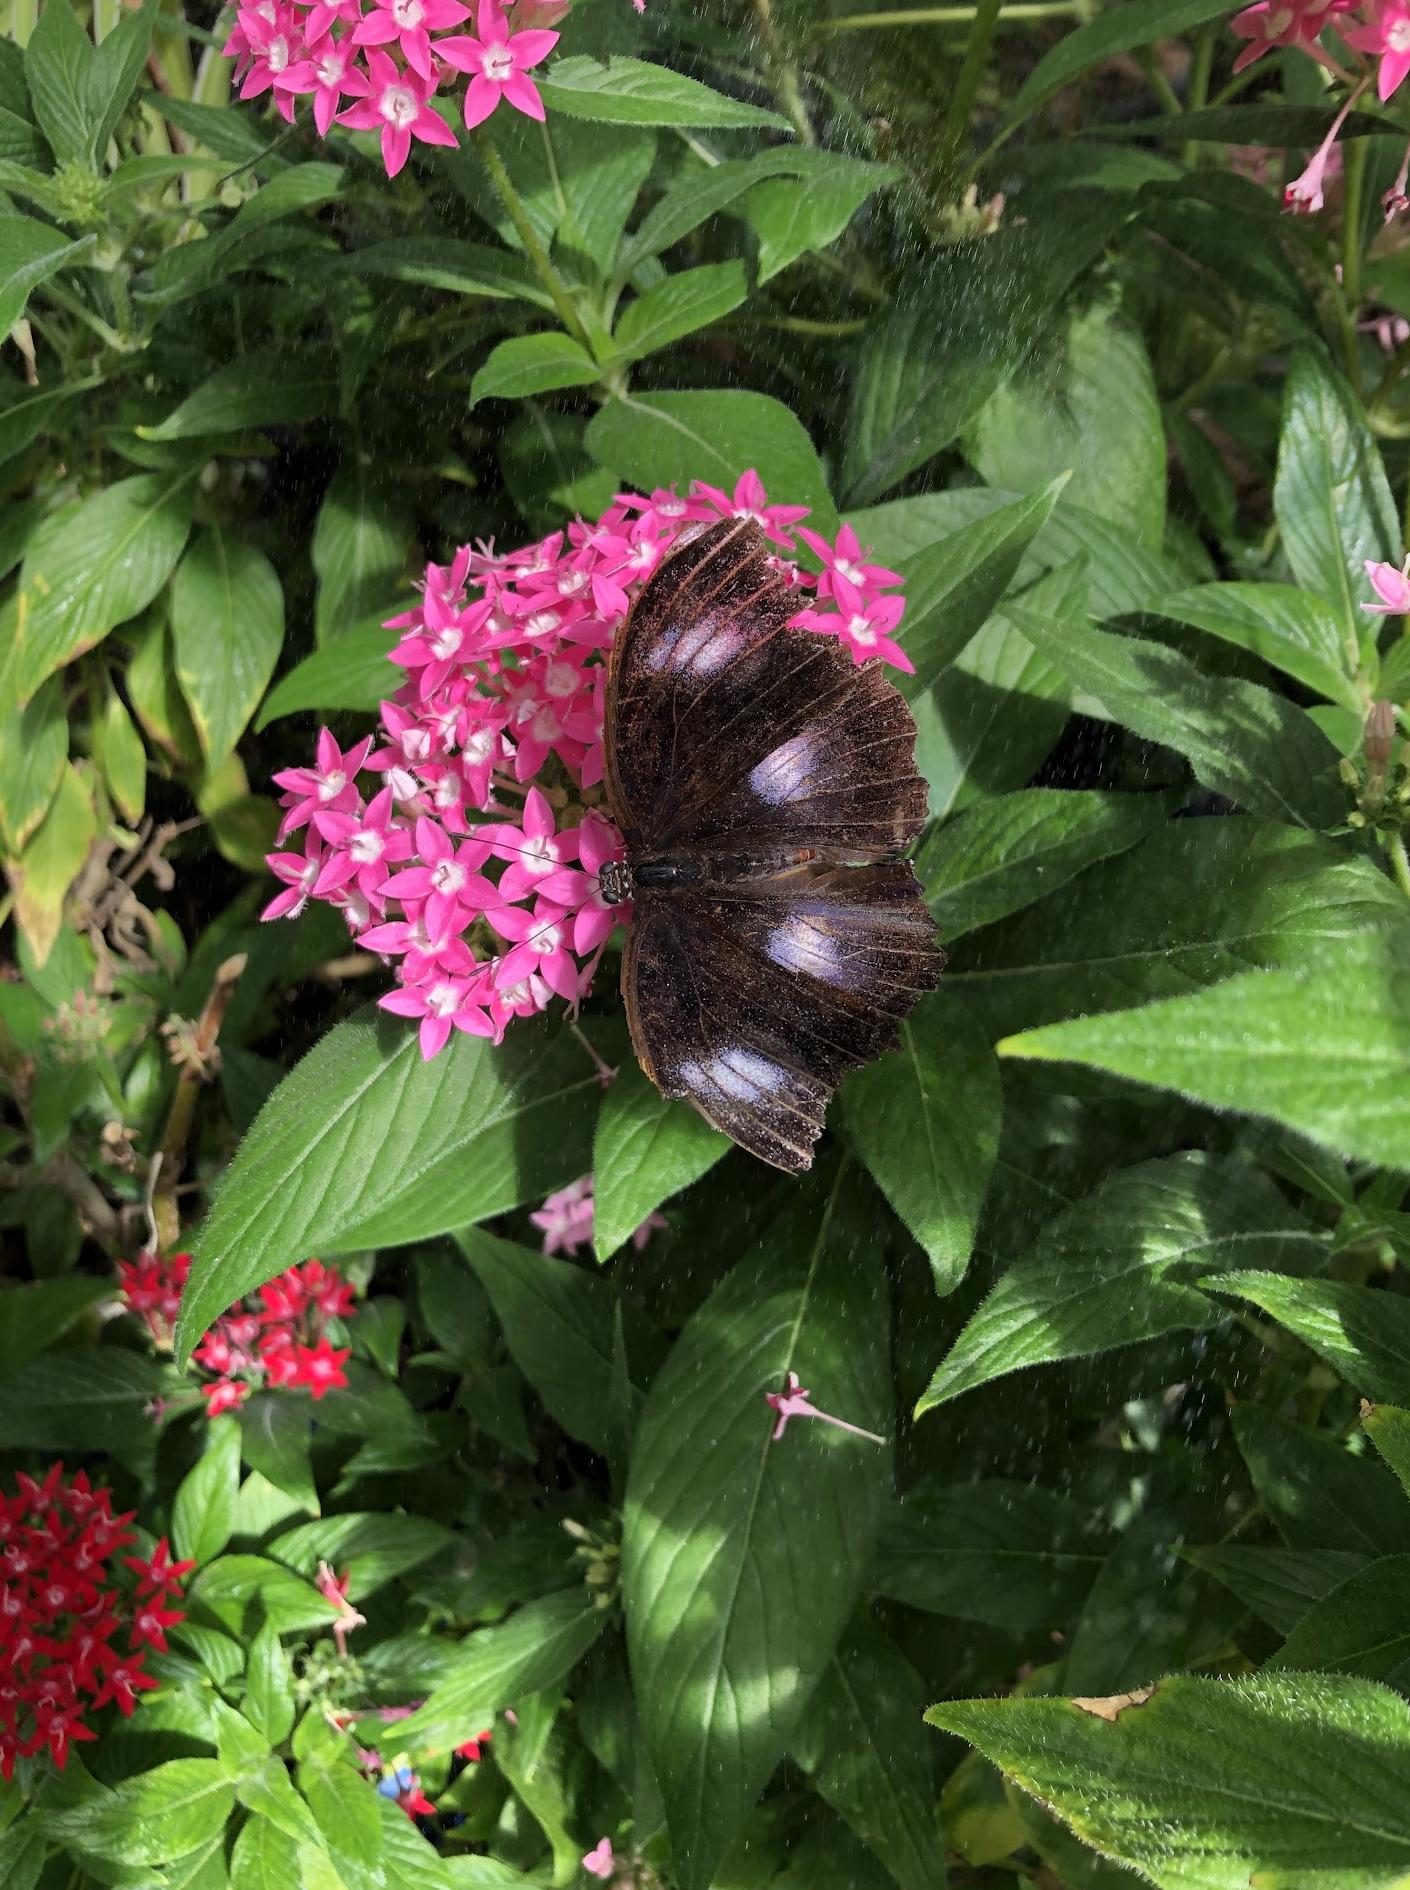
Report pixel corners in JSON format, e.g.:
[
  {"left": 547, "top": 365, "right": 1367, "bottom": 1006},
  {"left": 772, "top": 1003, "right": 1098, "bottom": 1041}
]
[
  {"left": 1139, "top": 47, "right": 1183, "bottom": 119},
  {"left": 475, "top": 129, "right": 593, "bottom": 356},
  {"left": 749, "top": 0, "right": 816, "bottom": 145},
  {"left": 1389, "top": 831, "right": 1410, "bottom": 900},
  {"left": 1182, "top": 23, "right": 1216, "bottom": 164},
  {"left": 936, "top": 0, "right": 1002, "bottom": 183},
  {"left": 823, "top": 0, "right": 1081, "bottom": 25},
  {"left": 1342, "top": 133, "right": 1368, "bottom": 318}
]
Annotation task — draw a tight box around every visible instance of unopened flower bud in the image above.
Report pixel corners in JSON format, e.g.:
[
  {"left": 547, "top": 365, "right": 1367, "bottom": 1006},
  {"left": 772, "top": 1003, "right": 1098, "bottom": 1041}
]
[{"left": 1366, "top": 700, "right": 1397, "bottom": 768}]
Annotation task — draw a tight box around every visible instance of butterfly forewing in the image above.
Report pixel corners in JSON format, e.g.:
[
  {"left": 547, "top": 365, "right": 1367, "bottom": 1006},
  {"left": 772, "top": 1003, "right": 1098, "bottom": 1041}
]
[{"left": 604, "top": 516, "right": 943, "bottom": 1172}]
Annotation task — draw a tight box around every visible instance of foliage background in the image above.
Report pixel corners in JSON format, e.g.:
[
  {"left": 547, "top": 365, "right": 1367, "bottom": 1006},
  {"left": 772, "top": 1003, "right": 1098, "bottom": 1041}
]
[{"left": 6, "top": 0, "right": 1410, "bottom": 1884}]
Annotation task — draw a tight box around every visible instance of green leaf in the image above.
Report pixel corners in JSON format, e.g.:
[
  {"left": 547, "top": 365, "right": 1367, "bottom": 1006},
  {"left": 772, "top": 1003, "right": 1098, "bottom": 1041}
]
[
  {"left": 255, "top": 621, "right": 398, "bottom": 729},
  {"left": 948, "top": 819, "right": 1404, "bottom": 1041},
  {"left": 238, "top": 1395, "right": 320, "bottom": 1515},
  {"left": 394, "top": 1590, "right": 608, "bottom": 1753},
  {"left": 230, "top": 1817, "right": 301, "bottom": 1890},
  {"left": 917, "top": 788, "right": 1169, "bottom": 940},
  {"left": 613, "top": 261, "right": 748, "bottom": 362},
  {"left": 592, "top": 1060, "right": 729, "bottom": 1261},
  {"left": 616, "top": 148, "right": 819, "bottom": 275},
  {"left": 896, "top": 478, "right": 1066, "bottom": 693},
  {"left": 999, "top": 929, "right": 1410, "bottom": 1172},
  {"left": 88, "top": 0, "right": 157, "bottom": 156},
  {"left": 457, "top": 1227, "right": 654, "bottom": 1456},
  {"left": 343, "top": 236, "right": 553, "bottom": 308},
  {"left": 4, "top": 470, "right": 196, "bottom": 707},
  {"left": 965, "top": 303, "right": 1165, "bottom": 541},
  {"left": 840, "top": 989, "right": 1000, "bottom": 1294},
  {"left": 24, "top": 0, "right": 95, "bottom": 162},
  {"left": 0, "top": 675, "right": 66, "bottom": 852},
  {"left": 1267, "top": 1556, "right": 1410, "bottom": 1688},
  {"left": 586, "top": 388, "right": 835, "bottom": 532},
  {"left": 235, "top": 1758, "right": 323, "bottom": 1851},
  {"left": 1180, "top": 1544, "right": 1368, "bottom": 1636},
  {"left": 190, "top": 1553, "right": 340, "bottom": 1638},
  {"left": 927, "top": 1671, "right": 1410, "bottom": 1889},
  {"left": 311, "top": 459, "right": 409, "bottom": 646},
  {"left": 492, "top": 1693, "right": 579, "bottom": 1883},
  {"left": 1364, "top": 1402, "right": 1410, "bottom": 1499},
  {"left": 790, "top": 1620, "right": 941, "bottom": 1890},
  {"left": 0, "top": 1344, "right": 166, "bottom": 1455},
  {"left": 9, "top": 757, "right": 95, "bottom": 967},
  {"left": 1206, "top": 1273, "right": 1410, "bottom": 1405},
  {"left": 245, "top": 1619, "right": 297, "bottom": 1746},
  {"left": 875, "top": 1479, "right": 1106, "bottom": 1628},
  {"left": 0, "top": 1817, "right": 47, "bottom": 1890},
  {"left": 141, "top": 348, "right": 338, "bottom": 442},
  {"left": 622, "top": 1171, "right": 891, "bottom": 1890},
  {"left": 170, "top": 526, "right": 284, "bottom": 768},
  {"left": 1000, "top": 0, "right": 1232, "bottom": 132},
  {"left": 0, "top": 217, "right": 94, "bottom": 335},
  {"left": 537, "top": 56, "right": 789, "bottom": 130},
  {"left": 176, "top": 1010, "right": 602, "bottom": 1362},
  {"left": 1002, "top": 600, "right": 1341, "bottom": 830},
  {"left": 1232, "top": 1404, "right": 1410, "bottom": 1555},
  {"left": 1273, "top": 348, "right": 1399, "bottom": 653},
  {"left": 1158, "top": 582, "right": 1362, "bottom": 715},
  {"left": 42, "top": 1759, "right": 235, "bottom": 1865},
  {"left": 173, "top": 1414, "right": 242, "bottom": 1564},
  {"left": 743, "top": 157, "right": 898, "bottom": 284},
  {"left": 469, "top": 332, "right": 600, "bottom": 406},
  {"left": 0, "top": 1274, "right": 109, "bottom": 1376},
  {"left": 145, "top": 162, "right": 345, "bottom": 304},
  {"left": 270, "top": 1512, "right": 451, "bottom": 1600},
  {"left": 550, "top": 119, "right": 656, "bottom": 274},
  {"left": 90, "top": 686, "right": 146, "bottom": 825},
  {"left": 918, "top": 1154, "right": 1322, "bottom": 1414}
]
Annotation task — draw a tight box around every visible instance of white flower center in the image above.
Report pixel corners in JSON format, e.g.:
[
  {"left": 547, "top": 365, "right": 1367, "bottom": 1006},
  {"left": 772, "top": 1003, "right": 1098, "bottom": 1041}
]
[
  {"left": 557, "top": 569, "right": 589, "bottom": 597},
  {"left": 520, "top": 834, "right": 556, "bottom": 874},
  {"left": 543, "top": 659, "right": 579, "bottom": 698},
  {"left": 534, "top": 922, "right": 561, "bottom": 955},
  {"left": 845, "top": 614, "right": 877, "bottom": 646},
  {"left": 464, "top": 728, "right": 496, "bottom": 765},
  {"left": 525, "top": 608, "right": 560, "bottom": 638},
  {"left": 316, "top": 50, "right": 345, "bottom": 84},
  {"left": 392, "top": 0, "right": 424, "bottom": 24},
  {"left": 267, "top": 34, "right": 290, "bottom": 70},
  {"left": 530, "top": 706, "right": 561, "bottom": 740},
  {"left": 431, "top": 858, "right": 467, "bottom": 895},
  {"left": 349, "top": 828, "right": 385, "bottom": 865},
  {"left": 482, "top": 44, "right": 515, "bottom": 81},
  {"left": 1390, "top": 17, "right": 1410, "bottom": 49},
  {"left": 428, "top": 981, "right": 460, "bottom": 1017},
  {"left": 835, "top": 556, "right": 864, "bottom": 584},
  {"left": 430, "top": 624, "right": 463, "bottom": 660},
  {"left": 381, "top": 82, "right": 419, "bottom": 128},
  {"left": 400, "top": 727, "right": 432, "bottom": 763}
]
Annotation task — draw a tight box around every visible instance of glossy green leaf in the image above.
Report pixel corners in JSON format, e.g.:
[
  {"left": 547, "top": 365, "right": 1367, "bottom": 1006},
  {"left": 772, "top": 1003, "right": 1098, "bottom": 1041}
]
[
  {"left": 999, "top": 929, "right": 1410, "bottom": 1171},
  {"left": 255, "top": 621, "right": 398, "bottom": 728},
  {"left": 145, "top": 162, "right": 345, "bottom": 305},
  {"left": 1000, "top": 0, "right": 1232, "bottom": 132},
  {"left": 592, "top": 1061, "right": 729, "bottom": 1261},
  {"left": 190, "top": 1554, "right": 340, "bottom": 1638},
  {"left": 87, "top": 0, "right": 157, "bottom": 156},
  {"left": 586, "top": 389, "right": 835, "bottom": 532},
  {"left": 551, "top": 119, "right": 656, "bottom": 273},
  {"left": 1206, "top": 1272, "right": 1410, "bottom": 1404},
  {"left": 24, "top": 0, "right": 94, "bottom": 162},
  {"left": 0, "top": 217, "right": 93, "bottom": 336},
  {"left": 311, "top": 466, "right": 406, "bottom": 650},
  {"left": 470, "top": 332, "right": 600, "bottom": 406},
  {"left": 928, "top": 1672, "right": 1410, "bottom": 1889},
  {"left": 0, "top": 675, "right": 66, "bottom": 852},
  {"left": 613, "top": 261, "right": 748, "bottom": 361},
  {"left": 1180, "top": 1544, "right": 1368, "bottom": 1635},
  {"left": 457, "top": 1227, "right": 653, "bottom": 1456},
  {"left": 9, "top": 760, "right": 95, "bottom": 967},
  {"left": 1273, "top": 348, "right": 1399, "bottom": 652},
  {"left": 173, "top": 1415, "right": 242, "bottom": 1564},
  {"left": 42, "top": 1759, "right": 235, "bottom": 1865},
  {"left": 896, "top": 477, "right": 1066, "bottom": 693},
  {"left": 394, "top": 1590, "right": 609, "bottom": 1753},
  {"left": 171, "top": 526, "right": 284, "bottom": 767},
  {"left": 1159, "top": 582, "right": 1361, "bottom": 714},
  {"left": 1364, "top": 1402, "right": 1410, "bottom": 1499},
  {"left": 875, "top": 1479, "right": 1107, "bottom": 1627},
  {"left": 1267, "top": 1556, "right": 1410, "bottom": 1688},
  {"left": 790, "top": 1620, "right": 941, "bottom": 1890},
  {"left": 622, "top": 1171, "right": 891, "bottom": 1890},
  {"left": 346, "top": 237, "right": 553, "bottom": 307},
  {"left": 1232, "top": 1405, "right": 1410, "bottom": 1555},
  {"left": 918, "top": 1154, "right": 1322, "bottom": 1413},
  {"left": 4, "top": 470, "right": 196, "bottom": 707},
  {"left": 841, "top": 989, "right": 1000, "bottom": 1294},
  {"left": 230, "top": 1817, "right": 301, "bottom": 1890},
  {"left": 947, "top": 819, "right": 1403, "bottom": 1041},
  {"left": 237, "top": 1395, "right": 320, "bottom": 1516},
  {"left": 1003, "top": 599, "right": 1341, "bottom": 829},
  {"left": 270, "top": 1512, "right": 451, "bottom": 1600},
  {"left": 917, "top": 788, "right": 1168, "bottom": 940},
  {"left": 616, "top": 148, "right": 818, "bottom": 275},
  {"left": 743, "top": 157, "right": 898, "bottom": 283},
  {"left": 177, "top": 1010, "right": 603, "bottom": 1362},
  {"left": 245, "top": 1619, "right": 297, "bottom": 1747},
  {"left": 0, "top": 1275, "right": 109, "bottom": 1376},
  {"left": 90, "top": 687, "right": 145, "bottom": 825},
  {"left": 537, "top": 56, "right": 789, "bottom": 130},
  {"left": 142, "top": 348, "right": 338, "bottom": 442}
]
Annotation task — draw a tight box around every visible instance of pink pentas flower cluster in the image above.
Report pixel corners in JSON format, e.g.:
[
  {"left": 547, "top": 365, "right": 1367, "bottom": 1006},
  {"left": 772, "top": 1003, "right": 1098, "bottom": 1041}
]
[
  {"left": 222, "top": 0, "right": 646, "bottom": 179},
  {"left": 0, "top": 1464, "right": 192, "bottom": 1780},
  {"left": 263, "top": 473, "right": 911, "bottom": 1063},
  {"left": 530, "top": 1175, "right": 665, "bottom": 1256},
  {"left": 119, "top": 1252, "right": 356, "bottom": 1415}
]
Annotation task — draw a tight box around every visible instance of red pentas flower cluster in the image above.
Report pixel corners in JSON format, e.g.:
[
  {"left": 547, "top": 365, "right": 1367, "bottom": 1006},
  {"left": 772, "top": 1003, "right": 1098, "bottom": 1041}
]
[
  {"left": 0, "top": 1465, "right": 192, "bottom": 1779},
  {"left": 263, "top": 473, "right": 912, "bottom": 1061},
  {"left": 119, "top": 1252, "right": 355, "bottom": 1415},
  {"left": 222, "top": 0, "right": 615, "bottom": 179}
]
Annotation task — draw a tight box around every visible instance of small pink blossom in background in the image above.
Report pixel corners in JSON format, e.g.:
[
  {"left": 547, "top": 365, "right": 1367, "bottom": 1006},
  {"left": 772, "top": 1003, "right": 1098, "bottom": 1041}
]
[
  {"left": 315, "top": 1560, "right": 368, "bottom": 1658},
  {"left": 531, "top": 1175, "right": 666, "bottom": 1256},
  {"left": 264, "top": 475, "right": 910, "bottom": 1062},
  {"left": 582, "top": 1837, "right": 615, "bottom": 1880},
  {"left": 1364, "top": 556, "right": 1410, "bottom": 613},
  {"left": 224, "top": 0, "right": 639, "bottom": 175},
  {"left": 1348, "top": 0, "right": 1410, "bottom": 97},
  {"left": 765, "top": 1371, "right": 888, "bottom": 1447},
  {"left": 1229, "top": 0, "right": 1338, "bottom": 72},
  {"left": 1282, "top": 91, "right": 1354, "bottom": 214}
]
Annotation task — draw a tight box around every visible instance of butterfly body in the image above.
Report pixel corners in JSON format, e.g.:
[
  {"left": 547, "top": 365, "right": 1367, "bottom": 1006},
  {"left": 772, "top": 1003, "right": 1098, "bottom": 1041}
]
[{"left": 602, "top": 516, "right": 943, "bottom": 1173}]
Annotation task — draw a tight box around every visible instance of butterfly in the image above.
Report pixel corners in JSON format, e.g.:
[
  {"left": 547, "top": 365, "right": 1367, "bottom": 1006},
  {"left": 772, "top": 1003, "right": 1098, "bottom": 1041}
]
[{"left": 599, "top": 515, "right": 943, "bottom": 1173}]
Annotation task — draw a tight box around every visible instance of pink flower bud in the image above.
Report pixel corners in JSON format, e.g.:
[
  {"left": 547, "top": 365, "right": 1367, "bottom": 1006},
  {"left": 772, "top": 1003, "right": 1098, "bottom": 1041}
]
[{"left": 1364, "top": 557, "right": 1410, "bottom": 615}]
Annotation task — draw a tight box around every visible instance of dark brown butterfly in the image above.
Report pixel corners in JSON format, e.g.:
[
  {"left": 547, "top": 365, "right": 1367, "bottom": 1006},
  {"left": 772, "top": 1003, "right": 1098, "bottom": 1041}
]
[{"left": 600, "top": 515, "right": 944, "bottom": 1173}]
